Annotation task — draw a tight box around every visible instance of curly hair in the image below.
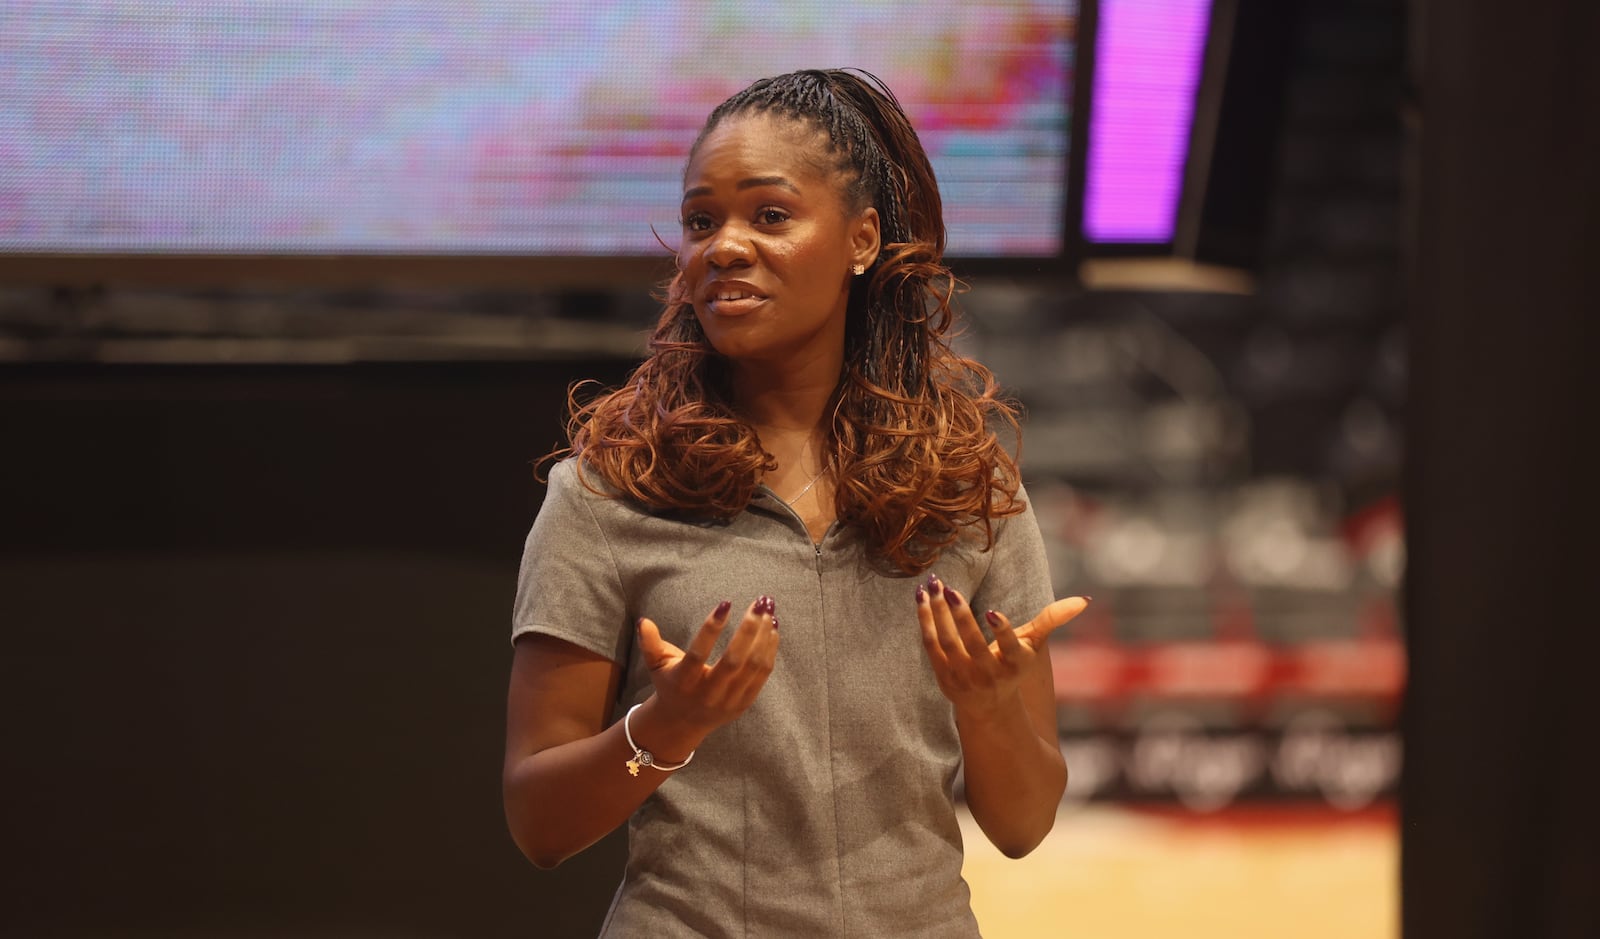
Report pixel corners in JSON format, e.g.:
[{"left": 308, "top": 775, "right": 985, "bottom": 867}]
[{"left": 552, "top": 69, "right": 1024, "bottom": 576}]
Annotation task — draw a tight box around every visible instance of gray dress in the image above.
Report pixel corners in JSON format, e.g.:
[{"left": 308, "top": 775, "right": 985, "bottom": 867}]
[{"left": 512, "top": 458, "right": 1055, "bottom": 938}]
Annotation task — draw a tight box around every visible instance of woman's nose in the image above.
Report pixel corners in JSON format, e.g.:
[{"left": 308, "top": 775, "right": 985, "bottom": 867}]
[{"left": 705, "top": 222, "right": 753, "bottom": 269}]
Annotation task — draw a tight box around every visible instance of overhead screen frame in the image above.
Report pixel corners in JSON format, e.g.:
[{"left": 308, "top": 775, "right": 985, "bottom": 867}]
[
  {"left": 0, "top": 2, "right": 1093, "bottom": 291},
  {"left": 1074, "top": 0, "right": 1231, "bottom": 261}
]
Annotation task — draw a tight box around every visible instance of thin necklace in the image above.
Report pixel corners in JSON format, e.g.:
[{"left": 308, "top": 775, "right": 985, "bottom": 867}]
[
  {"left": 782, "top": 440, "right": 825, "bottom": 507},
  {"left": 785, "top": 465, "right": 824, "bottom": 506}
]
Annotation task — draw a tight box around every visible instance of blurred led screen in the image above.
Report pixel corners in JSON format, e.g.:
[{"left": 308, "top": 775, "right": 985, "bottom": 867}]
[
  {"left": 0, "top": 1, "right": 1076, "bottom": 258},
  {"left": 1084, "top": 0, "right": 1210, "bottom": 243}
]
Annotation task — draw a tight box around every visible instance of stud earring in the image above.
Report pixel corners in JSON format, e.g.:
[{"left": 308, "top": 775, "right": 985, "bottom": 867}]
[{"left": 852, "top": 263, "right": 866, "bottom": 276}]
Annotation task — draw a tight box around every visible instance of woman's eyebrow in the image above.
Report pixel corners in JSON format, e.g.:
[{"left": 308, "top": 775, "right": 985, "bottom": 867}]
[{"left": 682, "top": 176, "right": 801, "bottom": 200}]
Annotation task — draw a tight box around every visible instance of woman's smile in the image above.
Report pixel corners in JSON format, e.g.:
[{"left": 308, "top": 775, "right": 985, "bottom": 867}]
[{"left": 702, "top": 278, "right": 770, "bottom": 316}]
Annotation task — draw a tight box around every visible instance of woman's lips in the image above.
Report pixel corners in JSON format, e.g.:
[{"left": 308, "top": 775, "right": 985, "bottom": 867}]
[
  {"left": 706, "top": 295, "right": 769, "bottom": 316},
  {"left": 703, "top": 282, "right": 769, "bottom": 316}
]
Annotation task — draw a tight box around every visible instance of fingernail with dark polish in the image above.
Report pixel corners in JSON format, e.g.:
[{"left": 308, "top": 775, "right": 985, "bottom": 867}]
[
  {"left": 715, "top": 600, "right": 732, "bottom": 618},
  {"left": 986, "top": 610, "right": 1001, "bottom": 628},
  {"left": 927, "top": 572, "right": 942, "bottom": 589},
  {"left": 771, "top": 616, "right": 780, "bottom": 630},
  {"left": 943, "top": 586, "right": 961, "bottom": 607},
  {"left": 1084, "top": 595, "right": 1094, "bottom": 602},
  {"left": 915, "top": 584, "right": 927, "bottom": 603}
]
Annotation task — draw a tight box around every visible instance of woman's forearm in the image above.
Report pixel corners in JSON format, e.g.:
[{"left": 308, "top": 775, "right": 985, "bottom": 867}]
[
  {"left": 503, "top": 696, "right": 708, "bottom": 869},
  {"left": 955, "top": 691, "right": 1067, "bottom": 858}
]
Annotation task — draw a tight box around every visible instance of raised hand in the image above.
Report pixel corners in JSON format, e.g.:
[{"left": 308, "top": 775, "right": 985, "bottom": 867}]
[
  {"left": 637, "top": 595, "right": 781, "bottom": 736},
  {"left": 915, "top": 573, "right": 1088, "bottom": 720}
]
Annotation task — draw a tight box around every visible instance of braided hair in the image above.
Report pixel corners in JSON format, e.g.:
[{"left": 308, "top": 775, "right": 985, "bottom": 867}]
[{"left": 558, "top": 69, "right": 1024, "bottom": 576}]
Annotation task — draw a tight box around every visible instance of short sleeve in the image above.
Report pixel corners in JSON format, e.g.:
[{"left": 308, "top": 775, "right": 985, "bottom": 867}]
[
  {"left": 967, "top": 484, "right": 1057, "bottom": 625},
  {"left": 509, "top": 459, "right": 631, "bottom": 663}
]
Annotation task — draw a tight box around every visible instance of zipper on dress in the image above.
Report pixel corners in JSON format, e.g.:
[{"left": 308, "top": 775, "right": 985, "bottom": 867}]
[{"left": 760, "top": 485, "right": 829, "bottom": 559}]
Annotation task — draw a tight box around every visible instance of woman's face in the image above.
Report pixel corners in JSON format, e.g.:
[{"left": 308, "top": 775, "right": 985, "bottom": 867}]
[{"left": 677, "top": 113, "right": 880, "bottom": 367}]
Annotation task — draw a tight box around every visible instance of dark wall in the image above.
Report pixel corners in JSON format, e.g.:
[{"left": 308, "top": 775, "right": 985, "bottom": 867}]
[
  {"left": 1, "top": 361, "right": 632, "bottom": 937},
  {"left": 1403, "top": 1, "right": 1599, "bottom": 937}
]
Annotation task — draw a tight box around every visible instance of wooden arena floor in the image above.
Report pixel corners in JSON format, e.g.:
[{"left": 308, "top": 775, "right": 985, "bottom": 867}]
[{"left": 960, "top": 802, "right": 1397, "bottom": 939}]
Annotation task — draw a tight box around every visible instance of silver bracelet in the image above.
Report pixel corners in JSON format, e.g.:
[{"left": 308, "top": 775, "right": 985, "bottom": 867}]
[{"left": 623, "top": 702, "right": 694, "bottom": 776}]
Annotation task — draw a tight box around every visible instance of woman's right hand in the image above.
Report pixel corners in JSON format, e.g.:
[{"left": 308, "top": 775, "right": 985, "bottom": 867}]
[{"left": 636, "top": 596, "right": 780, "bottom": 741}]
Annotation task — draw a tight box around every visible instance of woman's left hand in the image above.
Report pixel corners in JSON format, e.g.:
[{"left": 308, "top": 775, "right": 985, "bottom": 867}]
[{"left": 916, "top": 573, "right": 1089, "bottom": 720}]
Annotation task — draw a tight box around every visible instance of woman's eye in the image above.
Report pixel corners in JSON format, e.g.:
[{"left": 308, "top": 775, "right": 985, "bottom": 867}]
[
  {"left": 757, "top": 208, "right": 789, "bottom": 225},
  {"left": 680, "top": 212, "right": 713, "bottom": 233}
]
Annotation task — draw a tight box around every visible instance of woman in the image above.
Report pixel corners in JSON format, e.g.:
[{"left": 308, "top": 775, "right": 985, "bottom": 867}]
[{"left": 504, "top": 69, "right": 1085, "bottom": 938}]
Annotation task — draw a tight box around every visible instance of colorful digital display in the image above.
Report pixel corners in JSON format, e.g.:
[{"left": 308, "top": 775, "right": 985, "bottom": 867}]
[{"left": 0, "top": 1, "right": 1077, "bottom": 258}]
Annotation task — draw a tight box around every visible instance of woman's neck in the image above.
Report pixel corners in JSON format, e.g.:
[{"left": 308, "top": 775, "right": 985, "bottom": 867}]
[
  {"left": 728, "top": 355, "right": 841, "bottom": 538},
  {"left": 729, "top": 353, "right": 841, "bottom": 435}
]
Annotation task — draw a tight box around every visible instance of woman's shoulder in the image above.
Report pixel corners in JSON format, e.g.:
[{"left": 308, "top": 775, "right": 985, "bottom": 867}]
[
  {"left": 544, "top": 454, "right": 698, "bottom": 526},
  {"left": 544, "top": 454, "right": 626, "bottom": 506}
]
